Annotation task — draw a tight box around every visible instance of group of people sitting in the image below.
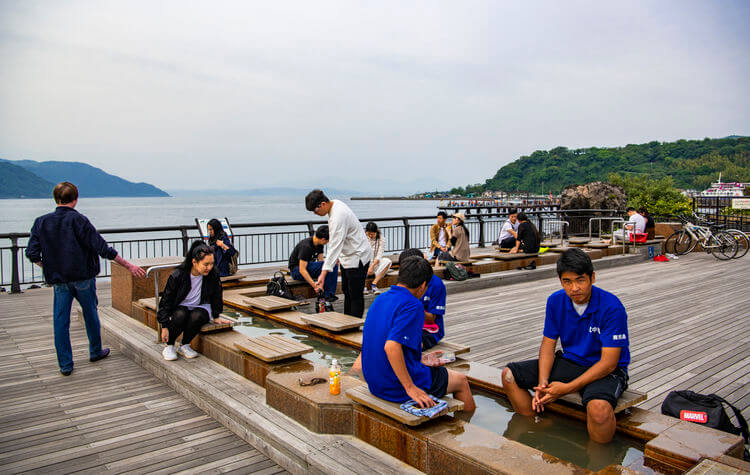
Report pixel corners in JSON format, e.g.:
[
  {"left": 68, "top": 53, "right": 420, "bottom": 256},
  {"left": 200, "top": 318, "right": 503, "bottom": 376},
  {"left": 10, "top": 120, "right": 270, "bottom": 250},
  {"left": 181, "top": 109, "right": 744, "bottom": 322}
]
[
  {"left": 358, "top": 247, "right": 630, "bottom": 443},
  {"left": 429, "top": 211, "right": 471, "bottom": 263},
  {"left": 610, "top": 207, "right": 656, "bottom": 243}
]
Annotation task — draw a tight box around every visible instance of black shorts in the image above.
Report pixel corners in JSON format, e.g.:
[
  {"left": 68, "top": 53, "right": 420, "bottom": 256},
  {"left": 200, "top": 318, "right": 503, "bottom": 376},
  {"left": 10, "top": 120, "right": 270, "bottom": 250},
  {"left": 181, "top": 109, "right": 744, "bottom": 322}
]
[
  {"left": 427, "top": 366, "right": 449, "bottom": 398},
  {"left": 422, "top": 330, "right": 438, "bottom": 350},
  {"left": 507, "top": 352, "right": 628, "bottom": 409}
]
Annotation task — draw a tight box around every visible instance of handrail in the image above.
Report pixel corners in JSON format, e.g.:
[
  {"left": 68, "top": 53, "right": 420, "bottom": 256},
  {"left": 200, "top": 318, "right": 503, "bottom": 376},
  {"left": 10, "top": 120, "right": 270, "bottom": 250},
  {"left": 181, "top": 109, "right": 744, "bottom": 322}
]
[
  {"left": 146, "top": 263, "right": 180, "bottom": 343},
  {"left": 547, "top": 220, "right": 569, "bottom": 247},
  {"left": 589, "top": 217, "right": 623, "bottom": 240}
]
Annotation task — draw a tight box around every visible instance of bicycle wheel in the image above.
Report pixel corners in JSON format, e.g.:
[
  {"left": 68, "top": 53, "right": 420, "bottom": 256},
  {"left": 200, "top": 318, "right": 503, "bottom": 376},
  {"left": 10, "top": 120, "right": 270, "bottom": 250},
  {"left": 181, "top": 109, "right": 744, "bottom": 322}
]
[
  {"left": 725, "top": 229, "right": 749, "bottom": 258},
  {"left": 665, "top": 230, "right": 693, "bottom": 255},
  {"left": 708, "top": 232, "right": 738, "bottom": 260}
]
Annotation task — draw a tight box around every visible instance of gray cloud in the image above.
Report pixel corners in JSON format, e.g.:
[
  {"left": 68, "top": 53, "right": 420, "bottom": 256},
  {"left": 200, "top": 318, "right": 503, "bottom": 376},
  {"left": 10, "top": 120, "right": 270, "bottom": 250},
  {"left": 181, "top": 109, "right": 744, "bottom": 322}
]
[{"left": 0, "top": 0, "right": 748, "bottom": 193}]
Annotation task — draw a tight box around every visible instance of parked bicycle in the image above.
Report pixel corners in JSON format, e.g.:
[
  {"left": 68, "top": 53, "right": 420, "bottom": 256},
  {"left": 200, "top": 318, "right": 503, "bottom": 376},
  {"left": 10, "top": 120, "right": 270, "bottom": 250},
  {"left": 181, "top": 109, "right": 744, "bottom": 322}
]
[{"left": 664, "top": 214, "right": 740, "bottom": 260}]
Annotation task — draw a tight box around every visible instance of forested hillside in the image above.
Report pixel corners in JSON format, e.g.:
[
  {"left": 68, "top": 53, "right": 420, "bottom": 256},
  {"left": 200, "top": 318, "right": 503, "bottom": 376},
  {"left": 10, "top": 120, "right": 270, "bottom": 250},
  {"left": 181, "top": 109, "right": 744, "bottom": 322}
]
[{"left": 450, "top": 137, "right": 750, "bottom": 195}]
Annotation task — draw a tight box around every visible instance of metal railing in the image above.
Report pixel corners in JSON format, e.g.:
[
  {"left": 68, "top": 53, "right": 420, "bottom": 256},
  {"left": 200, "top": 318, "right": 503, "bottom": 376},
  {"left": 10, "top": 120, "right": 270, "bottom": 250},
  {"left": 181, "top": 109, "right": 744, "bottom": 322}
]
[{"left": 1, "top": 209, "right": 624, "bottom": 292}]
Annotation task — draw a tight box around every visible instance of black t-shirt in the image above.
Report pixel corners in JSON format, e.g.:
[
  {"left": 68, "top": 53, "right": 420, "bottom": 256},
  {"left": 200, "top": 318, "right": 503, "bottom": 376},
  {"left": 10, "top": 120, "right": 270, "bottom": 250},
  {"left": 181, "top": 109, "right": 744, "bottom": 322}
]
[
  {"left": 288, "top": 237, "right": 324, "bottom": 270},
  {"left": 517, "top": 221, "right": 540, "bottom": 253},
  {"left": 645, "top": 215, "right": 655, "bottom": 229}
]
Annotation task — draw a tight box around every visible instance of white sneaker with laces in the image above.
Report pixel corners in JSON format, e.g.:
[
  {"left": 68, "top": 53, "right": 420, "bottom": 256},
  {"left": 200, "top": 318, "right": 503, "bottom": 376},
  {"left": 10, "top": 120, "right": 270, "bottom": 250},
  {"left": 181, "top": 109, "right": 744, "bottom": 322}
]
[
  {"left": 178, "top": 344, "right": 199, "bottom": 359},
  {"left": 162, "top": 345, "right": 178, "bottom": 361}
]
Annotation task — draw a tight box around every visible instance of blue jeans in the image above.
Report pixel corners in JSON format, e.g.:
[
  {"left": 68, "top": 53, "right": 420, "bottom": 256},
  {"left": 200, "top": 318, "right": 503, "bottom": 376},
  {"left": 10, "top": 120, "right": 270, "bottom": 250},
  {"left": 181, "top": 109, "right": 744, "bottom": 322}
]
[
  {"left": 291, "top": 261, "right": 338, "bottom": 298},
  {"left": 53, "top": 278, "right": 102, "bottom": 372}
]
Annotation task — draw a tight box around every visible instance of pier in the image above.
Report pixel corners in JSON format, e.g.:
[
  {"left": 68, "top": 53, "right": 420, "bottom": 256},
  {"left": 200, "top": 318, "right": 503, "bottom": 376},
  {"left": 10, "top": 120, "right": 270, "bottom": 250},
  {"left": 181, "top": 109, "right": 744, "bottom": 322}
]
[{"left": 1, "top": 250, "right": 748, "bottom": 473}]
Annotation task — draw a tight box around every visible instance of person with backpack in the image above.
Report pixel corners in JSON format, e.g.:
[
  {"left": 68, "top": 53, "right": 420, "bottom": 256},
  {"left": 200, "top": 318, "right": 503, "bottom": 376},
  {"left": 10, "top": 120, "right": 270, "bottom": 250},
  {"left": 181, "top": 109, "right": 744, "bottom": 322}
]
[
  {"left": 206, "top": 218, "right": 237, "bottom": 277},
  {"left": 157, "top": 241, "right": 231, "bottom": 361},
  {"left": 305, "top": 190, "right": 372, "bottom": 318},
  {"left": 502, "top": 249, "right": 630, "bottom": 443},
  {"left": 509, "top": 213, "right": 540, "bottom": 270},
  {"left": 288, "top": 225, "right": 338, "bottom": 301}
]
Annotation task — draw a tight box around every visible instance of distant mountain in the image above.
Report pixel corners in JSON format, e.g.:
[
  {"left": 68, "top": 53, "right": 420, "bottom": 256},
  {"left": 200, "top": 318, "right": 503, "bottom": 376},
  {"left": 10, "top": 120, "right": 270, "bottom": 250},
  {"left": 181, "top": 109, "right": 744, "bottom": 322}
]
[
  {"left": 0, "top": 162, "right": 55, "bottom": 198},
  {"left": 167, "top": 186, "right": 373, "bottom": 197},
  {"left": 0, "top": 159, "right": 169, "bottom": 198}
]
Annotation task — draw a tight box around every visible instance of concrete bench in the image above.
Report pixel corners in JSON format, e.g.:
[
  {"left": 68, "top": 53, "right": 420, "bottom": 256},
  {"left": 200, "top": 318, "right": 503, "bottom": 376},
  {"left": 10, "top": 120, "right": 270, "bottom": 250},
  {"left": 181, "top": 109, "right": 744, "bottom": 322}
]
[
  {"left": 234, "top": 334, "right": 314, "bottom": 362},
  {"left": 492, "top": 252, "right": 538, "bottom": 260},
  {"left": 345, "top": 385, "right": 464, "bottom": 426},
  {"left": 244, "top": 295, "right": 301, "bottom": 311},
  {"left": 300, "top": 312, "right": 363, "bottom": 332}
]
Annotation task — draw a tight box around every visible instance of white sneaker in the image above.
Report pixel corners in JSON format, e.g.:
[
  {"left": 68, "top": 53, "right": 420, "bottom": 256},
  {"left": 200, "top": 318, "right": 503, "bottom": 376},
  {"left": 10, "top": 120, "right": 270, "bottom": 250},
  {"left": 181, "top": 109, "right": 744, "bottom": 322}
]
[
  {"left": 371, "top": 284, "right": 381, "bottom": 294},
  {"left": 178, "top": 344, "right": 199, "bottom": 359},
  {"left": 163, "top": 345, "right": 178, "bottom": 361}
]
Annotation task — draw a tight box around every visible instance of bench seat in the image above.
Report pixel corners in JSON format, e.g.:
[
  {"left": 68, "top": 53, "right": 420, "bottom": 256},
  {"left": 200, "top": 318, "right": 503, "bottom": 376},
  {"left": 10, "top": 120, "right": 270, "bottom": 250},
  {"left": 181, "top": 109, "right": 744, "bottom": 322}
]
[
  {"left": 234, "top": 334, "right": 314, "bottom": 362},
  {"left": 300, "top": 312, "right": 364, "bottom": 332},
  {"left": 560, "top": 389, "right": 647, "bottom": 414},
  {"left": 244, "top": 295, "right": 301, "bottom": 311},
  {"left": 346, "top": 385, "right": 464, "bottom": 426}
]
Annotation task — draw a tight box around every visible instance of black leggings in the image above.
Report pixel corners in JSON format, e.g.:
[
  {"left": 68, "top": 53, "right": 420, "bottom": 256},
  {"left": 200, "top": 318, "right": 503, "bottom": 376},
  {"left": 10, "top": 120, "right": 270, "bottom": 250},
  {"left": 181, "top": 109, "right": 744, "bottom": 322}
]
[
  {"left": 341, "top": 261, "right": 369, "bottom": 318},
  {"left": 168, "top": 306, "right": 210, "bottom": 345}
]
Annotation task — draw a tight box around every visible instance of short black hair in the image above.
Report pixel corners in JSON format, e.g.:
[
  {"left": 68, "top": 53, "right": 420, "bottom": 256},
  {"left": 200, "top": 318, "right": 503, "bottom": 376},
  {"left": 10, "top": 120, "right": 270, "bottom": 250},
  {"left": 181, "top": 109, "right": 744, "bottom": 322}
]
[
  {"left": 517, "top": 212, "right": 528, "bottom": 221},
  {"left": 397, "top": 256, "right": 434, "bottom": 289},
  {"left": 626, "top": 206, "right": 636, "bottom": 212},
  {"left": 399, "top": 248, "right": 425, "bottom": 262},
  {"left": 638, "top": 207, "right": 648, "bottom": 215},
  {"left": 508, "top": 208, "right": 518, "bottom": 215},
  {"left": 305, "top": 189, "right": 329, "bottom": 211},
  {"left": 437, "top": 211, "right": 448, "bottom": 219},
  {"left": 315, "top": 225, "right": 329, "bottom": 240},
  {"left": 556, "top": 248, "right": 594, "bottom": 278}
]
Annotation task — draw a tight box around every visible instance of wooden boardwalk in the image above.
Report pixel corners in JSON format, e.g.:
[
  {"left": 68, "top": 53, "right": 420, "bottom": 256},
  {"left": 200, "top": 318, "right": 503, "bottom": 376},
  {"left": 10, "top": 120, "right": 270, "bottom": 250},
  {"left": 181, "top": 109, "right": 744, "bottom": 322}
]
[
  {"left": 445, "top": 252, "right": 750, "bottom": 422},
  {"left": 0, "top": 287, "right": 288, "bottom": 474}
]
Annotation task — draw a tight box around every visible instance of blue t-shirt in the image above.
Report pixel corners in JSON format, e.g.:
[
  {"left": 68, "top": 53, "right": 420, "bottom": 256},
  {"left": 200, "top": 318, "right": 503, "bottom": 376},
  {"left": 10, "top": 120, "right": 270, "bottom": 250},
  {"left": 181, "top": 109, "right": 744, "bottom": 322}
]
[
  {"left": 362, "top": 285, "right": 431, "bottom": 402},
  {"left": 422, "top": 274, "right": 446, "bottom": 342},
  {"left": 543, "top": 286, "right": 630, "bottom": 369}
]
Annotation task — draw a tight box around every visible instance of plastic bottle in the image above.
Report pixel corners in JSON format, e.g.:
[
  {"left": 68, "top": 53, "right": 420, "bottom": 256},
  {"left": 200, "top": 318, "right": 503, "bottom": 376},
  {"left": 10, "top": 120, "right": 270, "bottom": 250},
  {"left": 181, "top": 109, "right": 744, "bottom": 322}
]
[{"left": 329, "top": 359, "right": 341, "bottom": 395}]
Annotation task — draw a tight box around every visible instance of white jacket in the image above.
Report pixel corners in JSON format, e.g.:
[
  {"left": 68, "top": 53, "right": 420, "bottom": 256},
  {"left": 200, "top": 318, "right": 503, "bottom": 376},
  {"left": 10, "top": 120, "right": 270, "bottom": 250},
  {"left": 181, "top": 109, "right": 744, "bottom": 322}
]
[{"left": 323, "top": 200, "right": 373, "bottom": 271}]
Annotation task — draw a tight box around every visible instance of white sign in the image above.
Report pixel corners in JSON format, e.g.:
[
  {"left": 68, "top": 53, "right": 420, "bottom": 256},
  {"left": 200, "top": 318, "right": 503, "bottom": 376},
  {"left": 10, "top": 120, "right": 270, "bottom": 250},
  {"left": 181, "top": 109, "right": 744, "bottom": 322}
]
[{"left": 732, "top": 198, "right": 750, "bottom": 209}]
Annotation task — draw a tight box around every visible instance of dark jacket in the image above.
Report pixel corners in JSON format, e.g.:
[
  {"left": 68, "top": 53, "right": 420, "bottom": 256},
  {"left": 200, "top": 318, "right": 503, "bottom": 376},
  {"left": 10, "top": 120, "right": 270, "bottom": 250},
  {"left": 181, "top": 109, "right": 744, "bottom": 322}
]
[
  {"left": 157, "top": 267, "right": 223, "bottom": 325},
  {"left": 210, "top": 235, "right": 236, "bottom": 277},
  {"left": 25, "top": 206, "right": 118, "bottom": 284}
]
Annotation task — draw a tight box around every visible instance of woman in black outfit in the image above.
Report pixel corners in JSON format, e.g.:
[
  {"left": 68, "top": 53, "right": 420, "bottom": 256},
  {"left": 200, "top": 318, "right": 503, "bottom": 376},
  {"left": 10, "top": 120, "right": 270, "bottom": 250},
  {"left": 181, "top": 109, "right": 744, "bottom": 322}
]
[
  {"left": 157, "top": 241, "right": 229, "bottom": 361},
  {"left": 207, "top": 218, "right": 237, "bottom": 277}
]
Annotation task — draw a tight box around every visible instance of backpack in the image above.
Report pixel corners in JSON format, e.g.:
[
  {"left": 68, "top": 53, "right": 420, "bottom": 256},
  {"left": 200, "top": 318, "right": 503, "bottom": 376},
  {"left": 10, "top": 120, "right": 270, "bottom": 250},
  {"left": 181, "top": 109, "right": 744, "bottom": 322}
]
[
  {"left": 444, "top": 262, "right": 468, "bottom": 281},
  {"left": 228, "top": 249, "right": 239, "bottom": 275},
  {"left": 661, "top": 390, "right": 749, "bottom": 460},
  {"left": 266, "top": 271, "right": 294, "bottom": 300}
]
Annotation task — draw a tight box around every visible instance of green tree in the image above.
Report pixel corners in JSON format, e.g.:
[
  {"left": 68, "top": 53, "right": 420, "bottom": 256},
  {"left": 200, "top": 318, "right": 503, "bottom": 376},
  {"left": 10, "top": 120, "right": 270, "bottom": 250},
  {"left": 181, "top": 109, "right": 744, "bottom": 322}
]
[{"left": 608, "top": 173, "right": 691, "bottom": 216}]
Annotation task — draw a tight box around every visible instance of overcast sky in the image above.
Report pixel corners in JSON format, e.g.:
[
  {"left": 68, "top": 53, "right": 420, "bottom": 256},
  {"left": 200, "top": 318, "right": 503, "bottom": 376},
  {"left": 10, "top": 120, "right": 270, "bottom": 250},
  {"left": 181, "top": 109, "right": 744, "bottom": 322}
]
[{"left": 1, "top": 1, "right": 748, "bottom": 193}]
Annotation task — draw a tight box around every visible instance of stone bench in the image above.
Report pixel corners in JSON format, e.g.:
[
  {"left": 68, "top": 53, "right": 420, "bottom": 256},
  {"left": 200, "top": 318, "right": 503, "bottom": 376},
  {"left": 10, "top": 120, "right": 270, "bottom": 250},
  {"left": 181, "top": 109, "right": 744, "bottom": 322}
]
[
  {"left": 234, "top": 334, "right": 314, "bottom": 362},
  {"left": 345, "top": 385, "right": 464, "bottom": 426},
  {"left": 560, "top": 389, "right": 648, "bottom": 414}
]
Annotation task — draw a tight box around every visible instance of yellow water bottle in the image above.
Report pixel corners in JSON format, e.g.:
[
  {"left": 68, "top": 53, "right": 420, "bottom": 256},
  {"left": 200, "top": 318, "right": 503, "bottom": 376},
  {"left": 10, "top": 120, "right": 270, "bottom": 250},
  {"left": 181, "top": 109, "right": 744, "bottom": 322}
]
[{"left": 329, "top": 359, "right": 341, "bottom": 395}]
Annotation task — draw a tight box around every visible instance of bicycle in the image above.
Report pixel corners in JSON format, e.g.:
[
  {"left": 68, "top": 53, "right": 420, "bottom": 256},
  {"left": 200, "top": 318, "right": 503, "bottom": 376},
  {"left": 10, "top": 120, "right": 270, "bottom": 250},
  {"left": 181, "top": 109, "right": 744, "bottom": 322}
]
[
  {"left": 689, "top": 212, "right": 749, "bottom": 259},
  {"left": 664, "top": 214, "right": 738, "bottom": 260}
]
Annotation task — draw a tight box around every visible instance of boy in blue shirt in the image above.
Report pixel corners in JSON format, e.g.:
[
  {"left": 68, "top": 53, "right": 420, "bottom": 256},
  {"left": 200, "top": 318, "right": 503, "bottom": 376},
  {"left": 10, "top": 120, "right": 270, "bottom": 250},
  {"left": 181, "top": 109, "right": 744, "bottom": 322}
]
[
  {"left": 399, "top": 248, "right": 446, "bottom": 350},
  {"left": 502, "top": 248, "right": 630, "bottom": 443},
  {"left": 361, "top": 256, "right": 475, "bottom": 410}
]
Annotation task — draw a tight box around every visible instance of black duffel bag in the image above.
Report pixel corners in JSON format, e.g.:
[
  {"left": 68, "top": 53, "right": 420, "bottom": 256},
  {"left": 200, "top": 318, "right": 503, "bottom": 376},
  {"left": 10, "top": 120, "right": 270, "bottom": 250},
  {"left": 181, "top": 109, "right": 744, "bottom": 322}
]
[
  {"left": 266, "top": 272, "right": 294, "bottom": 300},
  {"left": 661, "top": 390, "right": 749, "bottom": 459}
]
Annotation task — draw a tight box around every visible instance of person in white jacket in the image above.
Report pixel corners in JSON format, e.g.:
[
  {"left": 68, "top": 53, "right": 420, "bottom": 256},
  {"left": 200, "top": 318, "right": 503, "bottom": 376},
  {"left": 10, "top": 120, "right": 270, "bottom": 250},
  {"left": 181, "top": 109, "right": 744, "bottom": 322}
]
[{"left": 305, "top": 190, "right": 373, "bottom": 318}]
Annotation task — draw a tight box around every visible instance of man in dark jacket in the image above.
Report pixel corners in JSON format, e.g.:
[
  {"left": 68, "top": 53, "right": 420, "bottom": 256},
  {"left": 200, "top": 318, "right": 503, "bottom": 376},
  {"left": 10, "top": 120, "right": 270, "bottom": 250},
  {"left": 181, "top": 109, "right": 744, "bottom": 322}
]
[{"left": 26, "top": 182, "right": 146, "bottom": 375}]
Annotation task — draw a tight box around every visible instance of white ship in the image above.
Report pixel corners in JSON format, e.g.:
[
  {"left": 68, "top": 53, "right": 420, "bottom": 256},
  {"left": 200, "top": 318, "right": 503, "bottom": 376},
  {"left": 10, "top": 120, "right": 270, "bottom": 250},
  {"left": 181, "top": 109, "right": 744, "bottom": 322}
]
[{"left": 699, "top": 173, "right": 749, "bottom": 197}]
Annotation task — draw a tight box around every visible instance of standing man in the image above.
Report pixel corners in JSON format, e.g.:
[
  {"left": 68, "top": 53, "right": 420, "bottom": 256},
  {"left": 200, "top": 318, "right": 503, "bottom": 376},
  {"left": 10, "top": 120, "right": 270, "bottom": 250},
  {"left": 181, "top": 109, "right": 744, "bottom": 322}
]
[
  {"left": 497, "top": 209, "right": 519, "bottom": 249},
  {"left": 26, "top": 182, "right": 146, "bottom": 376},
  {"left": 305, "top": 190, "right": 372, "bottom": 318},
  {"left": 501, "top": 249, "right": 630, "bottom": 443}
]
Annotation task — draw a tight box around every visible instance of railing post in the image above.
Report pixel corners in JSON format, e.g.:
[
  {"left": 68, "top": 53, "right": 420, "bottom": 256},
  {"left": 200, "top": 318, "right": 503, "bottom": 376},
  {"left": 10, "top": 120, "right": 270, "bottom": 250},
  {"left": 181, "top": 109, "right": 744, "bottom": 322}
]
[
  {"left": 402, "top": 218, "right": 410, "bottom": 250},
  {"left": 477, "top": 215, "right": 485, "bottom": 247},
  {"left": 307, "top": 223, "right": 315, "bottom": 236},
  {"left": 180, "top": 227, "right": 189, "bottom": 256},
  {"left": 538, "top": 214, "right": 544, "bottom": 240},
  {"left": 10, "top": 235, "right": 22, "bottom": 294}
]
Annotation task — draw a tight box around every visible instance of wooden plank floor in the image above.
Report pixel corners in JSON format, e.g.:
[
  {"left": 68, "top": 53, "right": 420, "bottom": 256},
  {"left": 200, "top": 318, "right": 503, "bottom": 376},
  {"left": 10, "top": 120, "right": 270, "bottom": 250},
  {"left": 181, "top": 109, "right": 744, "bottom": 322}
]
[
  {"left": 0, "top": 287, "right": 288, "bottom": 475},
  {"left": 445, "top": 252, "right": 750, "bottom": 423}
]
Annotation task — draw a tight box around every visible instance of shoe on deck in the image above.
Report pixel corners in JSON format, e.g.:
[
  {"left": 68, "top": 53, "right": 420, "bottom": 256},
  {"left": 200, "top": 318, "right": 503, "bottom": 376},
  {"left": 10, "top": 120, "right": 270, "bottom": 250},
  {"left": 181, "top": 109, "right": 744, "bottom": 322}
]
[
  {"left": 178, "top": 344, "right": 199, "bottom": 359},
  {"left": 163, "top": 345, "right": 178, "bottom": 361},
  {"left": 60, "top": 368, "right": 73, "bottom": 376},
  {"left": 90, "top": 348, "right": 110, "bottom": 362}
]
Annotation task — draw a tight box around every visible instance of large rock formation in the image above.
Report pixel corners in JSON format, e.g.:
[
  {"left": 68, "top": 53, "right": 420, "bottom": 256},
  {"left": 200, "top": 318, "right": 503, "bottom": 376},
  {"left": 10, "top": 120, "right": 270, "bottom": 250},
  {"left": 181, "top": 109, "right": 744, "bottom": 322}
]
[{"left": 560, "top": 181, "right": 626, "bottom": 210}]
